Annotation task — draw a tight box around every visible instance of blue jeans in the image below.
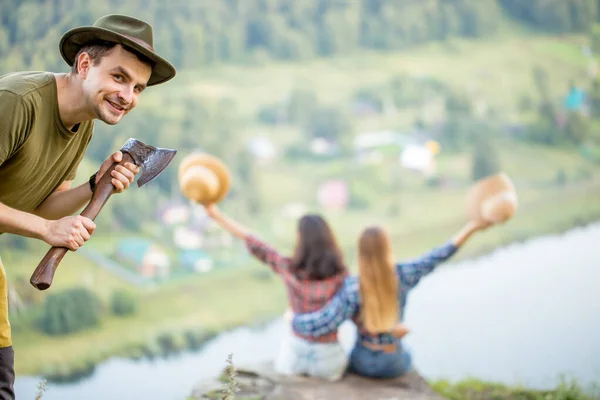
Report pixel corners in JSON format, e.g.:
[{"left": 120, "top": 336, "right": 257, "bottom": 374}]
[{"left": 348, "top": 341, "right": 412, "bottom": 379}]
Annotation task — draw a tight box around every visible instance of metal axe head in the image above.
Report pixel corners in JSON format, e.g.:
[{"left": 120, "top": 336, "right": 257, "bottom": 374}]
[{"left": 120, "top": 138, "right": 177, "bottom": 187}]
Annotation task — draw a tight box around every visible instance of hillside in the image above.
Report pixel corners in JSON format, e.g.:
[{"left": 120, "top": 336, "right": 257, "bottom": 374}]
[{"left": 3, "top": 22, "right": 600, "bottom": 378}]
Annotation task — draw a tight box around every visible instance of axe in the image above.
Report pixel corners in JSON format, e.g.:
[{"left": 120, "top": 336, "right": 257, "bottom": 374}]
[{"left": 30, "top": 138, "right": 177, "bottom": 291}]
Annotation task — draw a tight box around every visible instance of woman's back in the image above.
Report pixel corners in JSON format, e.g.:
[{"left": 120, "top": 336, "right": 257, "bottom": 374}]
[{"left": 246, "top": 236, "right": 348, "bottom": 343}]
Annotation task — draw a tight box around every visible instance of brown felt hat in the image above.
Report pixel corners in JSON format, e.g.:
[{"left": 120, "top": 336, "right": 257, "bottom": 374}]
[
  {"left": 466, "top": 172, "right": 518, "bottom": 224},
  {"left": 178, "top": 153, "right": 231, "bottom": 205},
  {"left": 59, "top": 14, "right": 176, "bottom": 86}
]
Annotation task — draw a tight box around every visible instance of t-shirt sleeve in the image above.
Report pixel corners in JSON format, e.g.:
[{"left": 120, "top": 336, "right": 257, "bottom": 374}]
[{"left": 0, "top": 91, "right": 29, "bottom": 167}]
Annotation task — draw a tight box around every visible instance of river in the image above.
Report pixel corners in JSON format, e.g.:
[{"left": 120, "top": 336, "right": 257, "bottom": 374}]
[{"left": 15, "top": 222, "right": 600, "bottom": 399}]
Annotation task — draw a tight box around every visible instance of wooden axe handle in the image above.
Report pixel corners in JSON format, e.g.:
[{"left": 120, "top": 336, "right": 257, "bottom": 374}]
[{"left": 30, "top": 153, "right": 135, "bottom": 290}]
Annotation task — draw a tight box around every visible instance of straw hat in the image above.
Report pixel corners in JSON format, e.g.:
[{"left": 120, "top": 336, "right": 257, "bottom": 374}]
[
  {"left": 466, "top": 172, "right": 518, "bottom": 224},
  {"left": 178, "top": 153, "right": 231, "bottom": 205}
]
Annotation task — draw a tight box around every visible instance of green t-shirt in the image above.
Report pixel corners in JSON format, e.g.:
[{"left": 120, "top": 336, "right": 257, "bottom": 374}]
[{"left": 0, "top": 71, "right": 94, "bottom": 213}]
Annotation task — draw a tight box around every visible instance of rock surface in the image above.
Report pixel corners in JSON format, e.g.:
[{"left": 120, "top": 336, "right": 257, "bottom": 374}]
[{"left": 191, "top": 362, "right": 444, "bottom": 400}]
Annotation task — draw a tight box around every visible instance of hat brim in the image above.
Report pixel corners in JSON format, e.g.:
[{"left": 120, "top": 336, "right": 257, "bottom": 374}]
[
  {"left": 60, "top": 26, "right": 176, "bottom": 86},
  {"left": 178, "top": 153, "right": 231, "bottom": 204},
  {"left": 466, "top": 172, "right": 517, "bottom": 222}
]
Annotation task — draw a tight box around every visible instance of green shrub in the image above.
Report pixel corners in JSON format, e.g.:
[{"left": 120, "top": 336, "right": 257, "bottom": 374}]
[
  {"left": 110, "top": 289, "right": 138, "bottom": 316},
  {"left": 555, "top": 169, "right": 568, "bottom": 186},
  {"left": 38, "top": 287, "right": 102, "bottom": 336}
]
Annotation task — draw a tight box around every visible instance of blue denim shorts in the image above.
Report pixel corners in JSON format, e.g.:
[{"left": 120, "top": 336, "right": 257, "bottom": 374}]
[{"left": 348, "top": 341, "right": 412, "bottom": 379}]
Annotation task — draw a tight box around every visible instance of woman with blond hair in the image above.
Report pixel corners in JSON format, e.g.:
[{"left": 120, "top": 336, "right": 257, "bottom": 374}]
[{"left": 291, "top": 220, "right": 490, "bottom": 378}]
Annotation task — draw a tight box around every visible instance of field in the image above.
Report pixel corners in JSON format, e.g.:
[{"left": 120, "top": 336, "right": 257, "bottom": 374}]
[{"left": 6, "top": 32, "right": 600, "bottom": 376}]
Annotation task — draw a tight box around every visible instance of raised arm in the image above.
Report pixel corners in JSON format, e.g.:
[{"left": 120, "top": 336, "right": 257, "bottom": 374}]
[
  {"left": 291, "top": 278, "right": 360, "bottom": 337},
  {"left": 205, "top": 204, "right": 289, "bottom": 274},
  {"left": 398, "top": 220, "right": 490, "bottom": 290},
  {"left": 204, "top": 204, "right": 249, "bottom": 240}
]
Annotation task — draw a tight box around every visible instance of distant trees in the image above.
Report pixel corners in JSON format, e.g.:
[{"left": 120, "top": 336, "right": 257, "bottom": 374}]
[
  {"left": 472, "top": 135, "right": 502, "bottom": 182},
  {"left": 499, "top": 0, "right": 598, "bottom": 33},
  {"left": 0, "top": 0, "right": 522, "bottom": 73},
  {"left": 38, "top": 288, "right": 102, "bottom": 336},
  {"left": 110, "top": 289, "right": 138, "bottom": 316},
  {"left": 2, "top": 1, "right": 597, "bottom": 76},
  {"left": 523, "top": 65, "right": 596, "bottom": 147}
]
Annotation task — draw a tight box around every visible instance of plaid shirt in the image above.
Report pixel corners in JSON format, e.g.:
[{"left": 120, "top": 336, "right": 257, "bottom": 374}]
[
  {"left": 245, "top": 235, "right": 348, "bottom": 343},
  {"left": 291, "top": 241, "right": 458, "bottom": 346}
]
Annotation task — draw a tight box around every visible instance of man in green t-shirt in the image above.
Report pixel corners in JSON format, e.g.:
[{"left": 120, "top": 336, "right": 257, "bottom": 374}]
[{"left": 0, "top": 15, "right": 176, "bottom": 398}]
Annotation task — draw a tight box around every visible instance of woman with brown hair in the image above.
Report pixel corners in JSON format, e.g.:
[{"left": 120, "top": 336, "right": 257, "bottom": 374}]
[
  {"left": 291, "top": 220, "right": 490, "bottom": 378},
  {"left": 204, "top": 204, "right": 349, "bottom": 380}
]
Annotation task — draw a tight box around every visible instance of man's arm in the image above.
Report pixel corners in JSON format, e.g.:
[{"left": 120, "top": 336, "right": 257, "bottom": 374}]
[
  {"left": 34, "top": 151, "right": 139, "bottom": 220},
  {"left": 0, "top": 201, "right": 95, "bottom": 250},
  {"left": 0, "top": 201, "right": 50, "bottom": 242},
  {"left": 0, "top": 152, "right": 139, "bottom": 249},
  {"left": 32, "top": 180, "right": 86, "bottom": 220}
]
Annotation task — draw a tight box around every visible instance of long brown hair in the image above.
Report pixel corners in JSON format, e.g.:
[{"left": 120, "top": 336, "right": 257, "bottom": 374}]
[
  {"left": 358, "top": 226, "right": 399, "bottom": 333},
  {"left": 290, "top": 214, "right": 346, "bottom": 280}
]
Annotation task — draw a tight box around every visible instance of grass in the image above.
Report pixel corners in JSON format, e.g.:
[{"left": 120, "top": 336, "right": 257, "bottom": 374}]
[
  {"left": 11, "top": 263, "right": 288, "bottom": 375},
  {"left": 432, "top": 378, "right": 600, "bottom": 399},
  {"left": 34, "top": 379, "right": 47, "bottom": 400}
]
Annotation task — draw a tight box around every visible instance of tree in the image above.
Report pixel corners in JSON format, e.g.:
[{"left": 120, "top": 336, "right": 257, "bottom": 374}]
[
  {"left": 234, "top": 148, "right": 261, "bottom": 216},
  {"left": 588, "top": 78, "right": 600, "bottom": 117},
  {"left": 287, "top": 89, "right": 318, "bottom": 126},
  {"left": 1, "top": 0, "right": 510, "bottom": 72},
  {"left": 471, "top": 135, "right": 502, "bottom": 181},
  {"left": 38, "top": 288, "right": 102, "bottom": 336},
  {"left": 564, "top": 111, "right": 591, "bottom": 145},
  {"left": 532, "top": 65, "right": 557, "bottom": 125},
  {"left": 591, "top": 24, "right": 600, "bottom": 56},
  {"left": 305, "top": 106, "right": 351, "bottom": 143},
  {"left": 110, "top": 289, "right": 138, "bottom": 316},
  {"left": 498, "top": 0, "right": 594, "bottom": 32}
]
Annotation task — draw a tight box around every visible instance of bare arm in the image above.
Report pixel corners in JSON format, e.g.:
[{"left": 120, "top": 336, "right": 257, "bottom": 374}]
[
  {"left": 204, "top": 204, "right": 249, "bottom": 240},
  {"left": 0, "top": 152, "right": 139, "bottom": 250},
  {"left": 204, "top": 204, "right": 290, "bottom": 274},
  {"left": 0, "top": 200, "right": 95, "bottom": 250},
  {"left": 34, "top": 151, "right": 140, "bottom": 220},
  {"left": 0, "top": 201, "right": 50, "bottom": 241},
  {"left": 451, "top": 220, "right": 491, "bottom": 248},
  {"left": 33, "top": 180, "right": 91, "bottom": 220}
]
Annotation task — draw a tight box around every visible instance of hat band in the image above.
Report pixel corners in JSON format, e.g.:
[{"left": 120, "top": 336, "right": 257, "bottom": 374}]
[{"left": 120, "top": 33, "right": 154, "bottom": 52}]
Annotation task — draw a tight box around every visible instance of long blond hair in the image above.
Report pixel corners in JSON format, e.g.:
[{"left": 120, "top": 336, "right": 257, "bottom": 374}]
[{"left": 358, "top": 226, "right": 399, "bottom": 333}]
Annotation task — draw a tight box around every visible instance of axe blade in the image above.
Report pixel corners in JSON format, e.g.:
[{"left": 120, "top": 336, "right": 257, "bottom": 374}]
[{"left": 119, "top": 138, "right": 177, "bottom": 187}]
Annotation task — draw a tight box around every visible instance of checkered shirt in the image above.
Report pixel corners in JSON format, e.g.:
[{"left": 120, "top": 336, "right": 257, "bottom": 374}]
[
  {"left": 245, "top": 235, "right": 348, "bottom": 343},
  {"left": 291, "top": 241, "right": 458, "bottom": 345}
]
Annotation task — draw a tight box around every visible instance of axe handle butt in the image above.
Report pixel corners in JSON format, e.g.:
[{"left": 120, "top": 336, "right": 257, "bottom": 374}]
[
  {"left": 30, "top": 247, "right": 68, "bottom": 290},
  {"left": 29, "top": 153, "right": 135, "bottom": 291}
]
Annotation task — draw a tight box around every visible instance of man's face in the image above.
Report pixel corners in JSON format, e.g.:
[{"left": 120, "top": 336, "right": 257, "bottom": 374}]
[{"left": 80, "top": 45, "right": 152, "bottom": 125}]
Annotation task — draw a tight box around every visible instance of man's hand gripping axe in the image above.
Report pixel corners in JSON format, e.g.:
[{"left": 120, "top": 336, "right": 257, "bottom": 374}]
[{"left": 30, "top": 138, "right": 177, "bottom": 290}]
